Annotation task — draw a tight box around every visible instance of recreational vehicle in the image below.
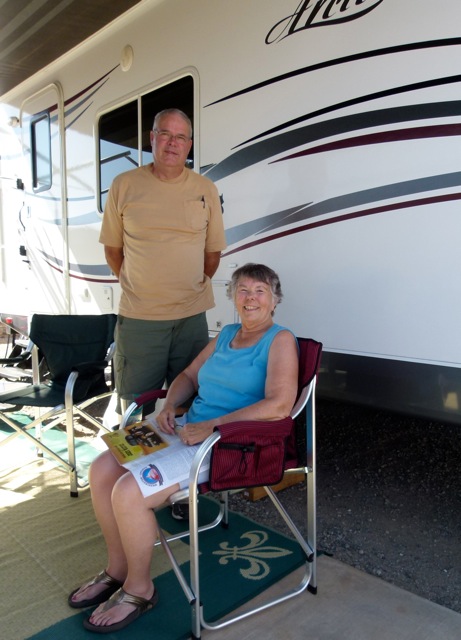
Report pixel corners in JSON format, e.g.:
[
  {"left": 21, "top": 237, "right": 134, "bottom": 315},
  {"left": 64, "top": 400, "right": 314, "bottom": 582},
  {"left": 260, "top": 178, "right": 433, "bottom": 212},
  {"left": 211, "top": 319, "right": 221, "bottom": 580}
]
[{"left": 1, "top": 0, "right": 460, "bottom": 423}]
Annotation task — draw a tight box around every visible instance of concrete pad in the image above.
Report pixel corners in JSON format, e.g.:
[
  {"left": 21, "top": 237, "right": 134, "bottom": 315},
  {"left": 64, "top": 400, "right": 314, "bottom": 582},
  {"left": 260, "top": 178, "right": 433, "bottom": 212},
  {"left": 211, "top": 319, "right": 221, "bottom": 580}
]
[{"left": 203, "top": 555, "right": 461, "bottom": 640}]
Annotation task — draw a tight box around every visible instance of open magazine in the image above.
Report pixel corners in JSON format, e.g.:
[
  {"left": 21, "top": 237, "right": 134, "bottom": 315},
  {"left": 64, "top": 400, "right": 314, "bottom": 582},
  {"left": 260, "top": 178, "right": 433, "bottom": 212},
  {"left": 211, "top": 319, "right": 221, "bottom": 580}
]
[{"left": 102, "top": 417, "right": 209, "bottom": 497}]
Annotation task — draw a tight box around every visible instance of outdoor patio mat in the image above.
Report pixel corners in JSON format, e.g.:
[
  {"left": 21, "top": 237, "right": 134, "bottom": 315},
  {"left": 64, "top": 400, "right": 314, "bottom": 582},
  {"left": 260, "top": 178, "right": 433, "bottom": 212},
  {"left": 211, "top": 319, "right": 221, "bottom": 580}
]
[
  {"left": 0, "top": 411, "right": 103, "bottom": 484},
  {"left": 26, "top": 495, "right": 306, "bottom": 639},
  {"left": 1, "top": 434, "right": 306, "bottom": 640}
]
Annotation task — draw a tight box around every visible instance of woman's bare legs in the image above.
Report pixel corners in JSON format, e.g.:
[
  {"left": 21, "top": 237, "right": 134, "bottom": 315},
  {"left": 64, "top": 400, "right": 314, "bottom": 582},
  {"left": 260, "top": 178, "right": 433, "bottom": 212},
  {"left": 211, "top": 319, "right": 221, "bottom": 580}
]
[
  {"left": 69, "top": 450, "right": 129, "bottom": 605},
  {"left": 85, "top": 465, "right": 180, "bottom": 629}
]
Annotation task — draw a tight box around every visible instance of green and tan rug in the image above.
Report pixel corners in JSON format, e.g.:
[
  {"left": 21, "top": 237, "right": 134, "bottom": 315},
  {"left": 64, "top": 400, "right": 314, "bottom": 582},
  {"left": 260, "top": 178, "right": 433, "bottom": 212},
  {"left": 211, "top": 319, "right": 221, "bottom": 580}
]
[
  {"left": 1, "top": 417, "right": 306, "bottom": 640},
  {"left": 0, "top": 411, "right": 105, "bottom": 487}
]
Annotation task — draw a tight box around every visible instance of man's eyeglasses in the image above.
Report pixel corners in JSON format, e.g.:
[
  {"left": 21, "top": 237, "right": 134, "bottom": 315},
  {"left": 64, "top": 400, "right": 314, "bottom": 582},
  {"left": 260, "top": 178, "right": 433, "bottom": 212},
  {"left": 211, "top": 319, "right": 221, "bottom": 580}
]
[{"left": 153, "top": 129, "right": 191, "bottom": 145}]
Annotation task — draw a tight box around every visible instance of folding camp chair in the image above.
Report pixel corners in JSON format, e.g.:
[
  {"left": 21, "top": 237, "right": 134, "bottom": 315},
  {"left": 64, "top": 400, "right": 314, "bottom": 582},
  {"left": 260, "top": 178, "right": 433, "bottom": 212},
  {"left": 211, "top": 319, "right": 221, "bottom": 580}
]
[
  {"left": 0, "top": 332, "right": 34, "bottom": 382},
  {"left": 0, "top": 313, "right": 117, "bottom": 496},
  {"left": 122, "top": 336, "right": 322, "bottom": 638}
]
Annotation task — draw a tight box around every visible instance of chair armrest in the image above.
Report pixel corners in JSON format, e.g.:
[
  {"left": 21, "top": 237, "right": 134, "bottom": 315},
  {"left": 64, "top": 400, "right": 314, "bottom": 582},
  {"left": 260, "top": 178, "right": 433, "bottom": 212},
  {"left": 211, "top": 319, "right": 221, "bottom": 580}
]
[
  {"left": 215, "top": 416, "right": 293, "bottom": 439},
  {"left": 0, "top": 338, "right": 35, "bottom": 364},
  {"left": 120, "top": 389, "right": 168, "bottom": 428},
  {"left": 0, "top": 348, "right": 33, "bottom": 365},
  {"left": 134, "top": 389, "right": 168, "bottom": 406}
]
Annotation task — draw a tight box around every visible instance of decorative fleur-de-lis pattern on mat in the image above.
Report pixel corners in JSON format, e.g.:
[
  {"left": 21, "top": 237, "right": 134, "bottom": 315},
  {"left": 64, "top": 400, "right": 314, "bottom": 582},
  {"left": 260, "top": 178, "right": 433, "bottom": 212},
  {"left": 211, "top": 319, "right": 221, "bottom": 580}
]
[{"left": 212, "top": 530, "right": 293, "bottom": 580}]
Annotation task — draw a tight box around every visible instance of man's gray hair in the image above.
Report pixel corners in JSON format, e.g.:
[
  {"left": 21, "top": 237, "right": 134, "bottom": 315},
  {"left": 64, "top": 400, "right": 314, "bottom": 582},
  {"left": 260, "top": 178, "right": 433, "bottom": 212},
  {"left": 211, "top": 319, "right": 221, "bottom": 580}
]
[{"left": 153, "top": 109, "right": 192, "bottom": 138}]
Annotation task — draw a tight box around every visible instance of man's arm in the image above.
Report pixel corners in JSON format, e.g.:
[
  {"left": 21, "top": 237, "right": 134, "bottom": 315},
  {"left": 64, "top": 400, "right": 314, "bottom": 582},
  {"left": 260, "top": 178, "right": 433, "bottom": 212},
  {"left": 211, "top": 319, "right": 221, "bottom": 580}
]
[
  {"left": 104, "top": 245, "right": 124, "bottom": 278},
  {"left": 204, "top": 251, "right": 221, "bottom": 279}
]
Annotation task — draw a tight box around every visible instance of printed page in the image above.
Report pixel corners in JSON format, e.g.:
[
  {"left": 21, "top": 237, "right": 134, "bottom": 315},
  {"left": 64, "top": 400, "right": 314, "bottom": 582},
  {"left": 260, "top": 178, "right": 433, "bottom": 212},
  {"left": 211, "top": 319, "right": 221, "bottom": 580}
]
[
  {"left": 103, "top": 416, "right": 210, "bottom": 497},
  {"left": 102, "top": 419, "right": 172, "bottom": 465}
]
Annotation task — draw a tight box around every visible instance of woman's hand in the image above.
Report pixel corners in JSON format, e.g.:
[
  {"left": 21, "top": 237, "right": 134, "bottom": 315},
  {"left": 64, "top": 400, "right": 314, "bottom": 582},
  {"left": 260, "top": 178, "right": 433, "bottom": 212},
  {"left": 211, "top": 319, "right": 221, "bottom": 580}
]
[
  {"left": 156, "top": 403, "right": 177, "bottom": 435},
  {"left": 179, "top": 420, "right": 215, "bottom": 446}
]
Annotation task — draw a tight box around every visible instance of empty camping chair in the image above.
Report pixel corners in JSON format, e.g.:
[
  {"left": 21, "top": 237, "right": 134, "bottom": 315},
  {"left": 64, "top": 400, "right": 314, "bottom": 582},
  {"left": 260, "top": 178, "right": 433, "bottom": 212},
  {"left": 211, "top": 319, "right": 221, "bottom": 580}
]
[
  {"left": 121, "top": 336, "right": 322, "bottom": 638},
  {"left": 0, "top": 331, "right": 35, "bottom": 383},
  {"left": 0, "top": 313, "right": 117, "bottom": 496}
]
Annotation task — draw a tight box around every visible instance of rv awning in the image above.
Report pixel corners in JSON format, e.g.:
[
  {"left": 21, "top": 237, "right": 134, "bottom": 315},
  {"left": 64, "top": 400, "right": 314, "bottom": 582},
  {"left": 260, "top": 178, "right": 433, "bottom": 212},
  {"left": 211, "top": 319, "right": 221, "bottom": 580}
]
[{"left": 0, "top": 0, "right": 142, "bottom": 99}]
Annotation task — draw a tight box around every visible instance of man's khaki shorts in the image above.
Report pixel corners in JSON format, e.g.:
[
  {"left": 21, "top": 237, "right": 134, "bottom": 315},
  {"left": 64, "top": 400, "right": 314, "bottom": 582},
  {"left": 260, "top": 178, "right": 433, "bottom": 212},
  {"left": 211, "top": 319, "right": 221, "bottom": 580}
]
[{"left": 114, "top": 312, "right": 208, "bottom": 412}]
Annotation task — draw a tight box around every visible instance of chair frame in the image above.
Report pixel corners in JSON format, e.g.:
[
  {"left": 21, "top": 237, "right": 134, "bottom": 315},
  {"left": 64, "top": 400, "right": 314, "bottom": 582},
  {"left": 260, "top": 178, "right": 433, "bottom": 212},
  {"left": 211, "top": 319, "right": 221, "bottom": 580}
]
[
  {"left": 122, "top": 336, "right": 322, "bottom": 638},
  {"left": 0, "top": 314, "right": 117, "bottom": 496},
  {"left": 0, "top": 335, "right": 34, "bottom": 382}
]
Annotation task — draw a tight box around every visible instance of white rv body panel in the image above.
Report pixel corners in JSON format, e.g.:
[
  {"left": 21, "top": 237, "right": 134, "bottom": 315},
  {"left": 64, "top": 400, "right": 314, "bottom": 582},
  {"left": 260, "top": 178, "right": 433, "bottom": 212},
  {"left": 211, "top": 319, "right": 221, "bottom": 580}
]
[{"left": 1, "top": 0, "right": 460, "bottom": 420}]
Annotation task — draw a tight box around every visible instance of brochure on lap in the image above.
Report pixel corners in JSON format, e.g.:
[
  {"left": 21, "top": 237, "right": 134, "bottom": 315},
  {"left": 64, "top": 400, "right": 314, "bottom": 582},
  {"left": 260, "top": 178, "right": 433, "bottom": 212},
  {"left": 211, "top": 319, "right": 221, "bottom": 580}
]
[{"left": 102, "top": 418, "right": 208, "bottom": 497}]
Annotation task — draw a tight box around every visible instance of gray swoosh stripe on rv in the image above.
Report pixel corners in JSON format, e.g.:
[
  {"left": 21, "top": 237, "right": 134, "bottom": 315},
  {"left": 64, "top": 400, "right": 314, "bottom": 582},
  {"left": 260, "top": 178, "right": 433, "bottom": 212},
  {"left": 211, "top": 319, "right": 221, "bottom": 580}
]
[
  {"left": 225, "top": 172, "right": 461, "bottom": 245},
  {"left": 38, "top": 249, "right": 111, "bottom": 277},
  {"left": 205, "top": 101, "right": 461, "bottom": 183}
]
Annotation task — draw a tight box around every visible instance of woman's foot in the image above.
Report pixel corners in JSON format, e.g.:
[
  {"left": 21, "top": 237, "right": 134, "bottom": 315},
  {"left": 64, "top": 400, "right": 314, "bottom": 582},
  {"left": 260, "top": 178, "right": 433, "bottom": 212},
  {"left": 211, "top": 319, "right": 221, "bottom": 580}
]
[
  {"left": 83, "top": 586, "right": 158, "bottom": 633},
  {"left": 68, "top": 570, "right": 124, "bottom": 608}
]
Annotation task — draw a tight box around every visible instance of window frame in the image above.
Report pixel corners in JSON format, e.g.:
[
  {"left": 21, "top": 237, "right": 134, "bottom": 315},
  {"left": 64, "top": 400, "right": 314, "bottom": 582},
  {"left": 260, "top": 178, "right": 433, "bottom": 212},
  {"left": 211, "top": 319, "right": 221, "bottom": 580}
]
[
  {"left": 96, "top": 73, "right": 196, "bottom": 213},
  {"left": 30, "top": 111, "right": 52, "bottom": 193}
]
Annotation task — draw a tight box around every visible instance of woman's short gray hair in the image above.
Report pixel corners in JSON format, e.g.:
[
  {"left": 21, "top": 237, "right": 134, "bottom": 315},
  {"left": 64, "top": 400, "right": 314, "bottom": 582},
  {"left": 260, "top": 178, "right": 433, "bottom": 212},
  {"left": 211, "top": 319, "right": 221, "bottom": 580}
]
[{"left": 227, "top": 263, "right": 283, "bottom": 305}]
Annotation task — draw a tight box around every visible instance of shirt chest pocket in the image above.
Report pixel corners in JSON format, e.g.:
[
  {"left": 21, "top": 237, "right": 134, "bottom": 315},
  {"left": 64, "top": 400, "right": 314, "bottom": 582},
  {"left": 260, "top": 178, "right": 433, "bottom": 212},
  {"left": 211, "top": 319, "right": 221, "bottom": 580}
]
[{"left": 184, "top": 199, "right": 209, "bottom": 231}]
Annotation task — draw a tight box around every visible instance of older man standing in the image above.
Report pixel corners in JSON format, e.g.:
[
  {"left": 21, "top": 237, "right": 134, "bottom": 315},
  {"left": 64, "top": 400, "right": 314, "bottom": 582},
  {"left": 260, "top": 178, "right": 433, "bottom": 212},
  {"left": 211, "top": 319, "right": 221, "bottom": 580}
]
[{"left": 100, "top": 108, "right": 226, "bottom": 415}]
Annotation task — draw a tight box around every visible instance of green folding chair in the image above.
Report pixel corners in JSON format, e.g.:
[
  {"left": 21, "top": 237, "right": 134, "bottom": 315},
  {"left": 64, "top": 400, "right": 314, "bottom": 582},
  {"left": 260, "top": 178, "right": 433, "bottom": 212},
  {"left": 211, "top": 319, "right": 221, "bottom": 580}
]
[{"left": 0, "top": 314, "right": 117, "bottom": 496}]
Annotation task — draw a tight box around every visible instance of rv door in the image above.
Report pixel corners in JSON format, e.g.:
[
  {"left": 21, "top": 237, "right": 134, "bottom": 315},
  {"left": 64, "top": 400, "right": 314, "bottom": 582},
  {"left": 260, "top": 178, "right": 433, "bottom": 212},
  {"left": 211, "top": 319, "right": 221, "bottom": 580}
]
[{"left": 19, "top": 83, "right": 70, "bottom": 319}]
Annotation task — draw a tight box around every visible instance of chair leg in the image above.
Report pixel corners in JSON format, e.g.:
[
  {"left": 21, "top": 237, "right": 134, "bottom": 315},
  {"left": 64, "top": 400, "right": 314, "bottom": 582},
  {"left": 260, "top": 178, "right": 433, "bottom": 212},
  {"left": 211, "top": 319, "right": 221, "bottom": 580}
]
[
  {"left": 306, "top": 468, "right": 317, "bottom": 592},
  {"left": 189, "top": 488, "right": 202, "bottom": 640},
  {"left": 306, "top": 394, "right": 318, "bottom": 592},
  {"left": 0, "top": 412, "right": 61, "bottom": 458},
  {"left": 65, "top": 409, "right": 78, "bottom": 497},
  {"left": 65, "top": 418, "right": 79, "bottom": 497},
  {"left": 65, "top": 373, "right": 79, "bottom": 497},
  {"left": 34, "top": 406, "right": 44, "bottom": 457}
]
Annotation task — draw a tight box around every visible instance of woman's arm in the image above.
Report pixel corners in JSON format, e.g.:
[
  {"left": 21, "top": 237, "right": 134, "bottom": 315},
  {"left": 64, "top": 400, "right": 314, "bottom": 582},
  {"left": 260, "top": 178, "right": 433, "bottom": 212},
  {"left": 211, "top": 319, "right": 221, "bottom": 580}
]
[
  {"left": 181, "top": 330, "right": 299, "bottom": 445},
  {"left": 156, "top": 337, "right": 218, "bottom": 434}
]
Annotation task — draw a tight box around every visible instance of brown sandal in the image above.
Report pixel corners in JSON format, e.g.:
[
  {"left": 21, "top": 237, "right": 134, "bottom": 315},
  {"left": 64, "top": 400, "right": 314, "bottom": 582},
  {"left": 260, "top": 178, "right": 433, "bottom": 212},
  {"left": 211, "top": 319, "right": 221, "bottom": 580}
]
[
  {"left": 68, "top": 570, "right": 123, "bottom": 609},
  {"left": 83, "top": 587, "right": 158, "bottom": 633}
]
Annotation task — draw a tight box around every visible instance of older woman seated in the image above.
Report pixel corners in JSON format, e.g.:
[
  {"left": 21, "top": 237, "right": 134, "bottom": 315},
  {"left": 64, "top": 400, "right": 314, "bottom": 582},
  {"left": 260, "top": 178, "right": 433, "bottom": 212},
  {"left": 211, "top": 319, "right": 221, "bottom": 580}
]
[{"left": 68, "top": 263, "right": 298, "bottom": 634}]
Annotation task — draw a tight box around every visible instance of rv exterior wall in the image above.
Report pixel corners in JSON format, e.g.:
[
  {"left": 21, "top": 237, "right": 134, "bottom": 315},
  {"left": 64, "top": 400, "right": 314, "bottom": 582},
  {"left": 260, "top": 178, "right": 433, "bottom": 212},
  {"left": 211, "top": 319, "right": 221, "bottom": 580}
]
[{"left": 1, "top": 0, "right": 460, "bottom": 422}]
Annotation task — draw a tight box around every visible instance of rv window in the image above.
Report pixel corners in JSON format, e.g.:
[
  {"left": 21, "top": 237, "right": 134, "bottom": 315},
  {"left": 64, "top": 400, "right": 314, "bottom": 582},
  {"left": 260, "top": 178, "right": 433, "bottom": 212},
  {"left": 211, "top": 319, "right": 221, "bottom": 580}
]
[
  {"left": 98, "top": 75, "right": 194, "bottom": 211},
  {"left": 99, "top": 100, "right": 138, "bottom": 210},
  {"left": 31, "top": 113, "right": 52, "bottom": 192}
]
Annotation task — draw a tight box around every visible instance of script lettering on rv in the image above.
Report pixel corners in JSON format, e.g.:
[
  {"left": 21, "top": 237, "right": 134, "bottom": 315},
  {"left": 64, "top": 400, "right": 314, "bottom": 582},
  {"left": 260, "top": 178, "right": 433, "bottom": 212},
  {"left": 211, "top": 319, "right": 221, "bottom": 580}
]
[{"left": 266, "top": 0, "right": 385, "bottom": 43}]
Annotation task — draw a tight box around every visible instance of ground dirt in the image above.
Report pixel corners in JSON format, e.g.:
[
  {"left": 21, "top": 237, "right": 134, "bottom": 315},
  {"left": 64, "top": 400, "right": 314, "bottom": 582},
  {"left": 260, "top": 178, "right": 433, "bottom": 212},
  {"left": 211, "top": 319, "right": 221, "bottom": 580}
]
[{"left": 229, "top": 399, "right": 461, "bottom": 614}]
